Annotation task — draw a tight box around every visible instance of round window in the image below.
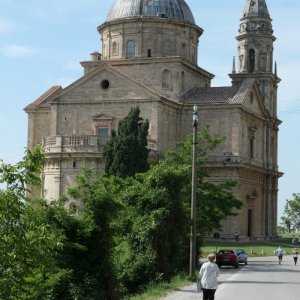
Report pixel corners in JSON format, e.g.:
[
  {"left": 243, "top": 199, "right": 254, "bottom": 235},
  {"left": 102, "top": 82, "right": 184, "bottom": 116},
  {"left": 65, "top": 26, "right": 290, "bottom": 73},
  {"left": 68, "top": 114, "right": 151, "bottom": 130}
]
[{"left": 101, "top": 79, "right": 110, "bottom": 90}]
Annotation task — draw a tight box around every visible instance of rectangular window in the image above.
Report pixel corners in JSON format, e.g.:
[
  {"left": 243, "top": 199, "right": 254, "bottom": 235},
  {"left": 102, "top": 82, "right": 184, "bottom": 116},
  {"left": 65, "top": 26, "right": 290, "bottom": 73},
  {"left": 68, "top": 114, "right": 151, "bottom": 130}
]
[
  {"left": 98, "top": 127, "right": 109, "bottom": 146},
  {"left": 250, "top": 138, "right": 254, "bottom": 159},
  {"left": 248, "top": 127, "right": 256, "bottom": 159}
]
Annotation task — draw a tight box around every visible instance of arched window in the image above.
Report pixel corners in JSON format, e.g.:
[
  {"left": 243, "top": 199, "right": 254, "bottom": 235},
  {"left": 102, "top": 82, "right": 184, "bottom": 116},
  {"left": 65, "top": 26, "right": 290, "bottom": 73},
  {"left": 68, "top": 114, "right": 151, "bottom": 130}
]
[
  {"left": 162, "top": 69, "right": 171, "bottom": 89},
  {"left": 145, "top": 38, "right": 153, "bottom": 57},
  {"left": 248, "top": 125, "right": 256, "bottom": 159},
  {"left": 249, "top": 49, "right": 255, "bottom": 73},
  {"left": 127, "top": 40, "right": 135, "bottom": 59},
  {"left": 112, "top": 41, "right": 118, "bottom": 55}
]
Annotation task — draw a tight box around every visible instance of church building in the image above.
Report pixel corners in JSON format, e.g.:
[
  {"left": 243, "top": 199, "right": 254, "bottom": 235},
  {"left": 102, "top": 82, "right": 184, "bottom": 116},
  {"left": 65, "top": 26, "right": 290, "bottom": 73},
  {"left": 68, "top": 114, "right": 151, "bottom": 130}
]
[{"left": 24, "top": 0, "right": 282, "bottom": 240}]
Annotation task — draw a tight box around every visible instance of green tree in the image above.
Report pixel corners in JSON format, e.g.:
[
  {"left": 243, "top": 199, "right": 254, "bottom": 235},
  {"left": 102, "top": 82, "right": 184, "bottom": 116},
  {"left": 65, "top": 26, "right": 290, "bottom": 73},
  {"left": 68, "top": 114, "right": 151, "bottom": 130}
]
[
  {"left": 112, "top": 162, "right": 190, "bottom": 294},
  {"left": 277, "top": 225, "right": 287, "bottom": 235},
  {"left": 166, "top": 126, "right": 242, "bottom": 233},
  {"left": 281, "top": 193, "right": 300, "bottom": 232},
  {"left": 0, "top": 147, "right": 63, "bottom": 299},
  {"left": 110, "top": 126, "right": 242, "bottom": 295},
  {"left": 103, "top": 107, "right": 150, "bottom": 178},
  {"left": 41, "top": 169, "right": 120, "bottom": 299}
]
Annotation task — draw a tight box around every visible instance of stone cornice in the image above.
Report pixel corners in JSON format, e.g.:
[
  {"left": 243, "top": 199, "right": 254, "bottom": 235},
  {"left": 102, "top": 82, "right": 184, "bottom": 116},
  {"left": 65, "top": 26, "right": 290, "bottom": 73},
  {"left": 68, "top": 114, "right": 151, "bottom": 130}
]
[
  {"left": 98, "top": 16, "right": 203, "bottom": 36},
  {"left": 124, "top": 59, "right": 213, "bottom": 78},
  {"left": 204, "top": 162, "right": 283, "bottom": 179},
  {"left": 83, "top": 56, "right": 214, "bottom": 80}
]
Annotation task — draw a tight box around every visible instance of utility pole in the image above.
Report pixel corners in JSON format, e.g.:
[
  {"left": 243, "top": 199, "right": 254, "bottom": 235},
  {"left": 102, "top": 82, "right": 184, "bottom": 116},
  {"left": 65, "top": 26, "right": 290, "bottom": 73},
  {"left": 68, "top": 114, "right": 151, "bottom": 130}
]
[{"left": 189, "top": 105, "right": 198, "bottom": 277}]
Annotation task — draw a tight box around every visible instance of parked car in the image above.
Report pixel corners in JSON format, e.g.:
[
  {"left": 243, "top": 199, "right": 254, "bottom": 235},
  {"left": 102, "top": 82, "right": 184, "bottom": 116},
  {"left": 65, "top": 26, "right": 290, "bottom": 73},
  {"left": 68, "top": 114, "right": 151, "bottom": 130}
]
[
  {"left": 235, "top": 249, "right": 248, "bottom": 265},
  {"left": 216, "top": 249, "right": 239, "bottom": 268}
]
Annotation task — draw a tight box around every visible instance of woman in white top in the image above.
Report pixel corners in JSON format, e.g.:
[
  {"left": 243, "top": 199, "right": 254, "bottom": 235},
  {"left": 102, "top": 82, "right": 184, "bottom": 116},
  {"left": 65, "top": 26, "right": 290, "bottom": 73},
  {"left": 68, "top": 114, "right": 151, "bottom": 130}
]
[{"left": 199, "top": 253, "right": 219, "bottom": 300}]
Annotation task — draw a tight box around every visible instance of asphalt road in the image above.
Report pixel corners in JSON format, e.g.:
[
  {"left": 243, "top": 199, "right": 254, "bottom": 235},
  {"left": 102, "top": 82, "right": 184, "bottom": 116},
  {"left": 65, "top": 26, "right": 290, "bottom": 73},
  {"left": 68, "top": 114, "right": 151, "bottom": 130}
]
[{"left": 161, "top": 256, "right": 300, "bottom": 300}]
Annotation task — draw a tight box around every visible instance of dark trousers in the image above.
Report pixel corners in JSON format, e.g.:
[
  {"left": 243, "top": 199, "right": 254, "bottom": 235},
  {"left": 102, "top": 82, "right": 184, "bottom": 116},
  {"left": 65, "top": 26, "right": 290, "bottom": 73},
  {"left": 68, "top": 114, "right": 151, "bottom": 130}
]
[
  {"left": 293, "top": 257, "right": 298, "bottom": 265},
  {"left": 202, "top": 288, "right": 216, "bottom": 300}
]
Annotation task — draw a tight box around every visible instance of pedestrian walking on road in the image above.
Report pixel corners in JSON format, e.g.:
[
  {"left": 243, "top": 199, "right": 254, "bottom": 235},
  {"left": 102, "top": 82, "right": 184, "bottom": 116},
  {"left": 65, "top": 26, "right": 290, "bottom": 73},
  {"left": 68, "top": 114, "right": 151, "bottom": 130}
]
[
  {"left": 275, "top": 246, "right": 284, "bottom": 264},
  {"left": 234, "top": 232, "right": 239, "bottom": 241},
  {"left": 199, "top": 253, "right": 219, "bottom": 300},
  {"left": 292, "top": 248, "right": 298, "bottom": 266}
]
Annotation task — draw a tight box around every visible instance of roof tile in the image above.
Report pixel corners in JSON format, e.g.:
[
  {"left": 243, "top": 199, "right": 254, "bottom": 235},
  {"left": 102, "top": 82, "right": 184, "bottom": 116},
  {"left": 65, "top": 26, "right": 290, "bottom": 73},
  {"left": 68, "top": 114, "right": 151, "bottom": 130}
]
[
  {"left": 24, "top": 86, "right": 62, "bottom": 111},
  {"left": 182, "top": 79, "right": 255, "bottom": 105}
]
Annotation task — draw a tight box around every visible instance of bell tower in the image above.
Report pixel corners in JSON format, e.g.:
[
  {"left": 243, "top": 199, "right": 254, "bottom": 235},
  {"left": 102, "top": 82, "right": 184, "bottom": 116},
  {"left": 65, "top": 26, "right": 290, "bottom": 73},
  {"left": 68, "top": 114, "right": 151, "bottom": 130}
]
[
  {"left": 230, "top": 0, "right": 280, "bottom": 118},
  {"left": 230, "top": 0, "right": 282, "bottom": 238}
]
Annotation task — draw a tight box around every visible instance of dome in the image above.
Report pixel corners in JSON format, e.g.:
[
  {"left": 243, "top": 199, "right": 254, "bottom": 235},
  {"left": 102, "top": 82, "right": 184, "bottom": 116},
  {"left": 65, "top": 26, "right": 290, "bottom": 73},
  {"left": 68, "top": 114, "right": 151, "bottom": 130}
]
[{"left": 106, "top": 0, "right": 195, "bottom": 24}]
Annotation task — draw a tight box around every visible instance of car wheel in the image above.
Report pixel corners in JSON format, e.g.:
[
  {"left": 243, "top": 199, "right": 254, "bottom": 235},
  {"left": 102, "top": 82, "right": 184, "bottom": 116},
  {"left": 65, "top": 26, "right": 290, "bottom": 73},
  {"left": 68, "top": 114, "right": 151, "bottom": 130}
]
[
  {"left": 234, "top": 264, "right": 239, "bottom": 269},
  {"left": 245, "top": 261, "right": 248, "bottom": 265}
]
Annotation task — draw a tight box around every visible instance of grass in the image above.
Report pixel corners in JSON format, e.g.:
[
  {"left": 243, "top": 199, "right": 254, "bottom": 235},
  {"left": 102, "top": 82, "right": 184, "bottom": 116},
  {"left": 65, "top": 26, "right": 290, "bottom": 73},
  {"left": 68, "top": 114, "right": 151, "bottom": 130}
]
[
  {"left": 201, "top": 240, "right": 299, "bottom": 257},
  {"left": 281, "top": 232, "right": 300, "bottom": 239},
  {"left": 127, "top": 275, "right": 192, "bottom": 300}
]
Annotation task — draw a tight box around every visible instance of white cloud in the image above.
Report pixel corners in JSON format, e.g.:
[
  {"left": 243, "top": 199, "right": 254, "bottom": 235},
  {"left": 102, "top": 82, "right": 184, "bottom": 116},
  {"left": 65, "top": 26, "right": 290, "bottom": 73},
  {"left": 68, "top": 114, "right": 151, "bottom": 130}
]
[
  {"left": 0, "top": 44, "right": 39, "bottom": 58},
  {"left": 0, "top": 18, "right": 16, "bottom": 35}
]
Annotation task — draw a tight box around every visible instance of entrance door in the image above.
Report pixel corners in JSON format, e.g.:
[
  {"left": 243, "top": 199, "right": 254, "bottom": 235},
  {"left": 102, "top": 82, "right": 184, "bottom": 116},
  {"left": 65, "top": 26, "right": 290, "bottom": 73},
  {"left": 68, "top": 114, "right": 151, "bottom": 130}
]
[{"left": 247, "top": 209, "right": 253, "bottom": 239}]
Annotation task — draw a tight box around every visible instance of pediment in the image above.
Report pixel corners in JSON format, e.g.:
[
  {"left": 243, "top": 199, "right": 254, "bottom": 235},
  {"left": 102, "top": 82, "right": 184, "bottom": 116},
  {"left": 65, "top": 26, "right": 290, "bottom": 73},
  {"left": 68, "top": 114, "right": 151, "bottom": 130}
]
[
  {"left": 244, "top": 87, "right": 266, "bottom": 117},
  {"left": 235, "top": 80, "right": 269, "bottom": 118},
  {"left": 92, "top": 113, "right": 114, "bottom": 120},
  {"left": 50, "top": 63, "right": 162, "bottom": 105},
  {"left": 246, "top": 188, "right": 258, "bottom": 201}
]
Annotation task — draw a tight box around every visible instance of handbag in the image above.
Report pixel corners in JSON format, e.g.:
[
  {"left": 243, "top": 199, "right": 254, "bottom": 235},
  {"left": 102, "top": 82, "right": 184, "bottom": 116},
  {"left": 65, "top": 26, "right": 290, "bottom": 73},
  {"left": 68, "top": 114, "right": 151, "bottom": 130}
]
[{"left": 196, "top": 278, "right": 202, "bottom": 293}]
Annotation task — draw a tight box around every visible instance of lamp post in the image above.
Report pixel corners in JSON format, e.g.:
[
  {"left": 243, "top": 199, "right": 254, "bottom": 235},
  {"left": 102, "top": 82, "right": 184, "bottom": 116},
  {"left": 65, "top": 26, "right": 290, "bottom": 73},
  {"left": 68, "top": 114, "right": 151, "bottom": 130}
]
[{"left": 189, "top": 105, "right": 198, "bottom": 277}]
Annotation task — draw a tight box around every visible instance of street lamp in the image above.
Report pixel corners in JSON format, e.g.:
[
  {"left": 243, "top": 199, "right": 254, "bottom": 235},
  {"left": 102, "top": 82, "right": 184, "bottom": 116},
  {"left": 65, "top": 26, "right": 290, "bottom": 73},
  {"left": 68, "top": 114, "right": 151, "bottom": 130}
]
[{"left": 189, "top": 105, "right": 198, "bottom": 277}]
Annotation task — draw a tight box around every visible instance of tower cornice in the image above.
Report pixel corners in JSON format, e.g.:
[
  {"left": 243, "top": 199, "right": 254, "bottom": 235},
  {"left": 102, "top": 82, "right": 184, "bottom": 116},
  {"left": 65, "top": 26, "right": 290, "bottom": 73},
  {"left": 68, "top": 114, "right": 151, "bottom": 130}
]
[
  {"left": 236, "top": 33, "right": 276, "bottom": 42},
  {"left": 229, "top": 72, "right": 281, "bottom": 84}
]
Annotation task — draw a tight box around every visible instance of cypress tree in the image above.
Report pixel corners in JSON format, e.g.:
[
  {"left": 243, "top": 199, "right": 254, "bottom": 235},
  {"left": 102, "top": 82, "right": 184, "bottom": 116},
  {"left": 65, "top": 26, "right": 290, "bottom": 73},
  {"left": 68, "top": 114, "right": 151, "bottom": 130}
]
[{"left": 103, "top": 107, "right": 150, "bottom": 178}]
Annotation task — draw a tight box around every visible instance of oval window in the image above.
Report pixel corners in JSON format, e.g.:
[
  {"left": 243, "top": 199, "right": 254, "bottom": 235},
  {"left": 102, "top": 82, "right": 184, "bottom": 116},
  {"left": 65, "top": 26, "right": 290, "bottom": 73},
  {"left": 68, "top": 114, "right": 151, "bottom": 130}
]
[{"left": 101, "top": 79, "right": 110, "bottom": 90}]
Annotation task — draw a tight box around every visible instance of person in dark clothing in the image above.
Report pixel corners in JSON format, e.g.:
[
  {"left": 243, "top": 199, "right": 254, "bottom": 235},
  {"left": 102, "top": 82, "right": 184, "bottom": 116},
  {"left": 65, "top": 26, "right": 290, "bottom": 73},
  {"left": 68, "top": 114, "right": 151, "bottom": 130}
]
[
  {"left": 235, "top": 232, "right": 239, "bottom": 241},
  {"left": 292, "top": 248, "right": 298, "bottom": 266}
]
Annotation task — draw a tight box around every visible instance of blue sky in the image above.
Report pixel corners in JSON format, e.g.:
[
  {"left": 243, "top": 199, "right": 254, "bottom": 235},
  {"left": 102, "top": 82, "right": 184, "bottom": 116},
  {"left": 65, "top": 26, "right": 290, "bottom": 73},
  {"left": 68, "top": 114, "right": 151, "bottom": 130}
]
[{"left": 0, "top": 0, "right": 299, "bottom": 222}]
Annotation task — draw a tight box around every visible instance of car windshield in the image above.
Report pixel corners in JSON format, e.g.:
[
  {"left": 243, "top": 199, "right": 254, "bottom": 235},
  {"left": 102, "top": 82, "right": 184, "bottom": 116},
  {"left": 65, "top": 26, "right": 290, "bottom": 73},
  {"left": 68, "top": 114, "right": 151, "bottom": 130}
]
[
  {"left": 235, "top": 249, "right": 245, "bottom": 255},
  {"left": 218, "top": 250, "right": 235, "bottom": 254}
]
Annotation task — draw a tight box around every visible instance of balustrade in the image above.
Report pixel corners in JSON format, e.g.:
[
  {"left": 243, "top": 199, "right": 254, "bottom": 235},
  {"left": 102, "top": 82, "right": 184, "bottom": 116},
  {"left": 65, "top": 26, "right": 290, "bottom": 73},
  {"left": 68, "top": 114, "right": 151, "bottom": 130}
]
[{"left": 43, "top": 135, "right": 157, "bottom": 153}]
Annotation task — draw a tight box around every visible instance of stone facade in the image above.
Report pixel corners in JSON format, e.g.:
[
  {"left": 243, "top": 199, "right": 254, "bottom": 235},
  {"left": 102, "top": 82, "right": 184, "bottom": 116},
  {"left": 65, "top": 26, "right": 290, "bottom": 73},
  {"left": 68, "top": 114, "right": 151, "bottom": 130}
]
[{"left": 24, "top": 0, "right": 282, "bottom": 240}]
